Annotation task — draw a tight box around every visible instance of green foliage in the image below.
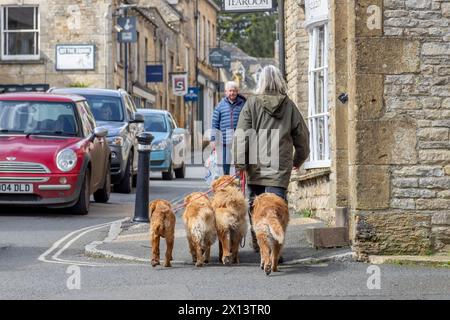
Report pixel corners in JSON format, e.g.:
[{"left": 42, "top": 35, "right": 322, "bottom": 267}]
[
  {"left": 68, "top": 81, "right": 90, "bottom": 88},
  {"left": 217, "top": 9, "right": 278, "bottom": 58},
  {"left": 298, "top": 209, "right": 313, "bottom": 218}
]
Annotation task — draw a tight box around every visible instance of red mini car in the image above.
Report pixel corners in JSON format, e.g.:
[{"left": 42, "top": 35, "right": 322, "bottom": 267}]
[{"left": 0, "top": 93, "right": 111, "bottom": 215}]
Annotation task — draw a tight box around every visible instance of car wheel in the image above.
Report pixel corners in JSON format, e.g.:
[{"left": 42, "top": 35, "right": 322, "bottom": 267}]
[
  {"left": 115, "top": 155, "right": 133, "bottom": 194},
  {"left": 162, "top": 161, "right": 174, "bottom": 180},
  {"left": 70, "top": 170, "right": 90, "bottom": 215},
  {"left": 174, "top": 162, "right": 186, "bottom": 179},
  {"left": 94, "top": 163, "right": 111, "bottom": 203}
]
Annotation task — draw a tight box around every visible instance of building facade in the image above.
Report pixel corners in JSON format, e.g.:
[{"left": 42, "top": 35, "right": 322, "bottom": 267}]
[
  {"left": 285, "top": 0, "right": 450, "bottom": 259},
  {"left": 0, "top": 0, "right": 219, "bottom": 134}
]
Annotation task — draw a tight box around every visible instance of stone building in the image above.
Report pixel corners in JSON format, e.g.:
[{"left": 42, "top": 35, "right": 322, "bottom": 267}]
[
  {"left": 0, "top": 0, "right": 219, "bottom": 132},
  {"left": 285, "top": 0, "right": 450, "bottom": 258}
]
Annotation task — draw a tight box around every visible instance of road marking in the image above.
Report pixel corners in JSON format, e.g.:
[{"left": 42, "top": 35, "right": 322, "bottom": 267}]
[{"left": 38, "top": 218, "right": 128, "bottom": 267}]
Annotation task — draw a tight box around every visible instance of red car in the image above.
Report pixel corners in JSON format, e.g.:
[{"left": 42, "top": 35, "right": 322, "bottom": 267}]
[{"left": 0, "top": 93, "right": 111, "bottom": 215}]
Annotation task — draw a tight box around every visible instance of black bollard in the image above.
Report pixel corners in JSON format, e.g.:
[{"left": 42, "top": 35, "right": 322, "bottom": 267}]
[{"left": 133, "top": 132, "right": 154, "bottom": 223}]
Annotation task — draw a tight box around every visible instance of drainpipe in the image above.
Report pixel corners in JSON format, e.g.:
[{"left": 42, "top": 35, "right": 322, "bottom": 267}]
[{"left": 278, "top": 0, "right": 286, "bottom": 78}]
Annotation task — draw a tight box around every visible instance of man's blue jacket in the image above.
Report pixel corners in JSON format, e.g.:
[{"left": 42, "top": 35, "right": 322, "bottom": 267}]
[{"left": 211, "top": 94, "right": 246, "bottom": 145}]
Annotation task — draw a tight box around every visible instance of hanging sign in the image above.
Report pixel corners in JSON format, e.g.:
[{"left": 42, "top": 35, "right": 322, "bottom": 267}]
[
  {"left": 222, "top": 0, "right": 274, "bottom": 12},
  {"left": 305, "top": 0, "right": 329, "bottom": 28},
  {"left": 171, "top": 73, "right": 188, "bottom": 96}
]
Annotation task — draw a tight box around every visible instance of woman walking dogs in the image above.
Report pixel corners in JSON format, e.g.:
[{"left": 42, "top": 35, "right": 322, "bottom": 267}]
[{"left": 233, "top": 65, "right": 310, "bottom": 253}]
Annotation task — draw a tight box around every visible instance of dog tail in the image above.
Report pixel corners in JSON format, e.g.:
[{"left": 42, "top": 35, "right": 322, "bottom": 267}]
[{"left": 267, "top": 210, "right": 285, "bottom": 244}]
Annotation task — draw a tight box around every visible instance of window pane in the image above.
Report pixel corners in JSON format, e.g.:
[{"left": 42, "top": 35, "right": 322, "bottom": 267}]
[
  {"left": 317, "top": 117, "right": 325, "bottom": 160},
  {"left": 314, "top": 70, "right": 324, "bottom": 115},
  {"left": 7, "top": 7, "right": 35, "bottom": 30},
  {"left": 315, "top": 26, "right": 325, "bottom": 68},
  {"left": 7, "top": 32, "right": 37, "bottom": 55}
]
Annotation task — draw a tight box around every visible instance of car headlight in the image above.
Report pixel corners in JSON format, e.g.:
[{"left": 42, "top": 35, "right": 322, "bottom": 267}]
[
  {"left": 172, "top": 134, "right": 184, "bottom": 144},
  {"left": 56, "top": 149, "right": 77, "bottom": 172},
  {"left": 107, "top": 136, "right": 124, "bottom": 147},
  {"left": 151, "top": 140, "right": 168, "bottom": 151}
]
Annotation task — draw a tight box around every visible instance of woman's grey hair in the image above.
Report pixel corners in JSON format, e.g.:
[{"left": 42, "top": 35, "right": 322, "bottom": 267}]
[
  {"left": 255, "top": 65, "right": 287, "bottom": 95},
  {"left": 225, "top": 81, "right": 239, "bottom": 91}
]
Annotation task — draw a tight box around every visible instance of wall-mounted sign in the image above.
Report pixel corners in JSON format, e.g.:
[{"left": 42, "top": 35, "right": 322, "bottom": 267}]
[
  {"left": 304, "top": 0, "right": 329, "bottom": 28},
  {"left": 117, "top": 16, "right": 137, "bottom": 43},
  {"left": 209, "top": 48, "right": 231, "bottom": 69},
  {"left": 184, "top": 87, "right": 199, "bottom": 102},
  {"left": 171, "top": 73, "right": 188, "bottom": 96},
  {"left": 56, "top": 44, "right": 95, "bottom": 70},
  {"left": 146, "top": 65, "right": 163, "bottom": 82},
  {"left": 222, "top": 0, "right": 274, "bottom": 12}
]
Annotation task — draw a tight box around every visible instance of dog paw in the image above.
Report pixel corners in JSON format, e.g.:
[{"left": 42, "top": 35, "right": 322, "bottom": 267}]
[
  {"left": 264, "top": 264, "right": 272, "bottom": 276},
  {"left": 195, "top": 262, "right": 204, "bottom": 267},
  {"left": 222, "top": 256, "right": 231, "bottom": 265},
  {"left": 164, "top": 261, "right": 172, "bottom": 267},
  {"left": 260, "top": 263, "right": 264, "bottom": 270},
  {"left": 151, "top": 259, "right": 160, "bottom": 267}
]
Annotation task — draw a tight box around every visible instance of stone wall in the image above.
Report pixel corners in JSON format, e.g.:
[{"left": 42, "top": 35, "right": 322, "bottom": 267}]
[
  {"left": 285, "top": 1, "right": 309, "bottom": 117},
  {"left": 288, "top": 170, "right": 334, "bottom": 225},
  {"left": 350, "top": 0, "right": 450, "bottom": 258},
  {"left": 285, "top": 0, "right": 450, "bottom": 257},
  {"left": 0, "top": 0, "right": 111, "bottom": 88}
]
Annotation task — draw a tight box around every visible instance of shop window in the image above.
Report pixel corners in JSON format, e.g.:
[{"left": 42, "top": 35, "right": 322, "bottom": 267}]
[
  {"left": 305, "top": 23, "right": 330, "bottom": 169},
  {"left": 1, "top": 6, "right": 39, "bottom": 60}
]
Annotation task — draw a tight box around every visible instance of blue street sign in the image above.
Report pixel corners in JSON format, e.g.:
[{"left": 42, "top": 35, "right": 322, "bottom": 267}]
[
  {"left": 146, "top": 65, "right": 163, "bottom": 82},
  {"left": 184, "top": 87, "right": 199, "bottom": 102},
  {"left": 117, "top": 17, "right": 137, "bottom": 43}
]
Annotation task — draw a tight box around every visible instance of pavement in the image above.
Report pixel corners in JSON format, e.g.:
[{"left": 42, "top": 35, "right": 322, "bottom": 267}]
[{"left": 85, "top": 210, "right": 354, "bottom": 266}]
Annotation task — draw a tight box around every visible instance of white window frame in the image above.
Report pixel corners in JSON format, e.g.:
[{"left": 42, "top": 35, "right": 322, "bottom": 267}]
[
  {"left": 304, "top": 23, "right": 330, "bottom": 169},
  {"left": 1, "top": 6, "right": 40, "bottom": 60}
]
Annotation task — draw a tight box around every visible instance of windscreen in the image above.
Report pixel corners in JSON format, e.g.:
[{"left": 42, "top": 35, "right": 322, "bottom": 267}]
[
  {"left": 144, "top": 114, "right": 168, "bottom": 133},
  {"left": 0, "top": 101, "right": 78, "bottom": 136},
  {"left": 83, "top": 95, "right": 124, "bottom": 122}
]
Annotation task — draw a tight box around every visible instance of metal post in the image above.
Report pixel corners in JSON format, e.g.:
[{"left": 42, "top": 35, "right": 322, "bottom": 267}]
[
  {"left": 278, "top": 0, "right": 286, "bottom": 79},
  {"left": 133, "top": 132, "right": 154, "bottom": 223},
  {"left": 124, "top": 8, "right": 128, "bottom": 92}
]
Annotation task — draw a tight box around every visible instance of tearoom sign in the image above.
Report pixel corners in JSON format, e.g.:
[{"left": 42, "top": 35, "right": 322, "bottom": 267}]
[{"left": 222, "top": 0, "right": 274, "bottom": 12}]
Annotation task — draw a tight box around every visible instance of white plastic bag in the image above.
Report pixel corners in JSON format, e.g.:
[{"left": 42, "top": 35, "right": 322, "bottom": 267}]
[{"left": 204, "top": 150, "right": 219, "bottom": 184}]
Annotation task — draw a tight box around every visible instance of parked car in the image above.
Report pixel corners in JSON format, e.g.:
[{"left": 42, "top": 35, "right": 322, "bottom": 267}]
[
  {"left": 137, "top": 109, "right": 187, "bottom": 180},
  {"left": 48, "top": 88, "right": 144, "bottom": 193},
  {"left": 0, "top": 92, "right": 111, "bottom": 215}
]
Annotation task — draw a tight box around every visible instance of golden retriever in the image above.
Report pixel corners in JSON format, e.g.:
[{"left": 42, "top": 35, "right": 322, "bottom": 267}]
[
  {"left": 182, "top": 192, "right": 217, "bottom": 267},
  {"left": 211, "top": 175, "right": 248, "bottom": 265},
  {"left": 149, "top": 199, "right": 176, "bottom": 267},
  {"left": 252, "top": 193, "right": 289, "bottom": 275}
]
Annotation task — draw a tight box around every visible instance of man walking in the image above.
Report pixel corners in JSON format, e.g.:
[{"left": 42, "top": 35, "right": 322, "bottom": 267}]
[{"left": 211, "top": 81, "right": 246, "bottom": 175}]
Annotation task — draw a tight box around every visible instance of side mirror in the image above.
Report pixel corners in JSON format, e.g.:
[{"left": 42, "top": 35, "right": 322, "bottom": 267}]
[
  {"left": 94, "top": 127, "right": 108, "bottom": 138},
  {"left": 130, "top": 112, "right": 144, "bottom": 123},
  {"left": 173, "top": 128, "right": 186, "bottom": 135}
]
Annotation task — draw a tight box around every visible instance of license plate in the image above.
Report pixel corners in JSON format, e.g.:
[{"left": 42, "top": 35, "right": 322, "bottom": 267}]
[{"left": 0, "top": 183, "right": 33, "bottom": 194}]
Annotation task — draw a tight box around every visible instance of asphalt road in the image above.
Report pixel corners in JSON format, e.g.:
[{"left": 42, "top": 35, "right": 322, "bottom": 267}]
[{"left": 0, "top": 167, "right": 449, "bottom": 300}]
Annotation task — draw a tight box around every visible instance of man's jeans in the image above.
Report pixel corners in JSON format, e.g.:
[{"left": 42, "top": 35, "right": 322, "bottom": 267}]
[{"left": 220, "top": 143, "right": 232, "bottom": 175}]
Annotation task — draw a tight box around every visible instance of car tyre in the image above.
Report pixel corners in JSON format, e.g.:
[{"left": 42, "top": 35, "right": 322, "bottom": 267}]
[
  {"left": 71, "top": 170, "right": 90, "bottom": 215},
  {"left": 94, "top": 163, "right": 111, "bottom": 203},
  {"left": 162, "top": 161, "right": 174, "bottom": 180},
  {"left": 174, "top": 162, "right": 186, "bottom": 179},
  {"left": 115, "top": 155, "right": 133, "bottom": 194}
]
